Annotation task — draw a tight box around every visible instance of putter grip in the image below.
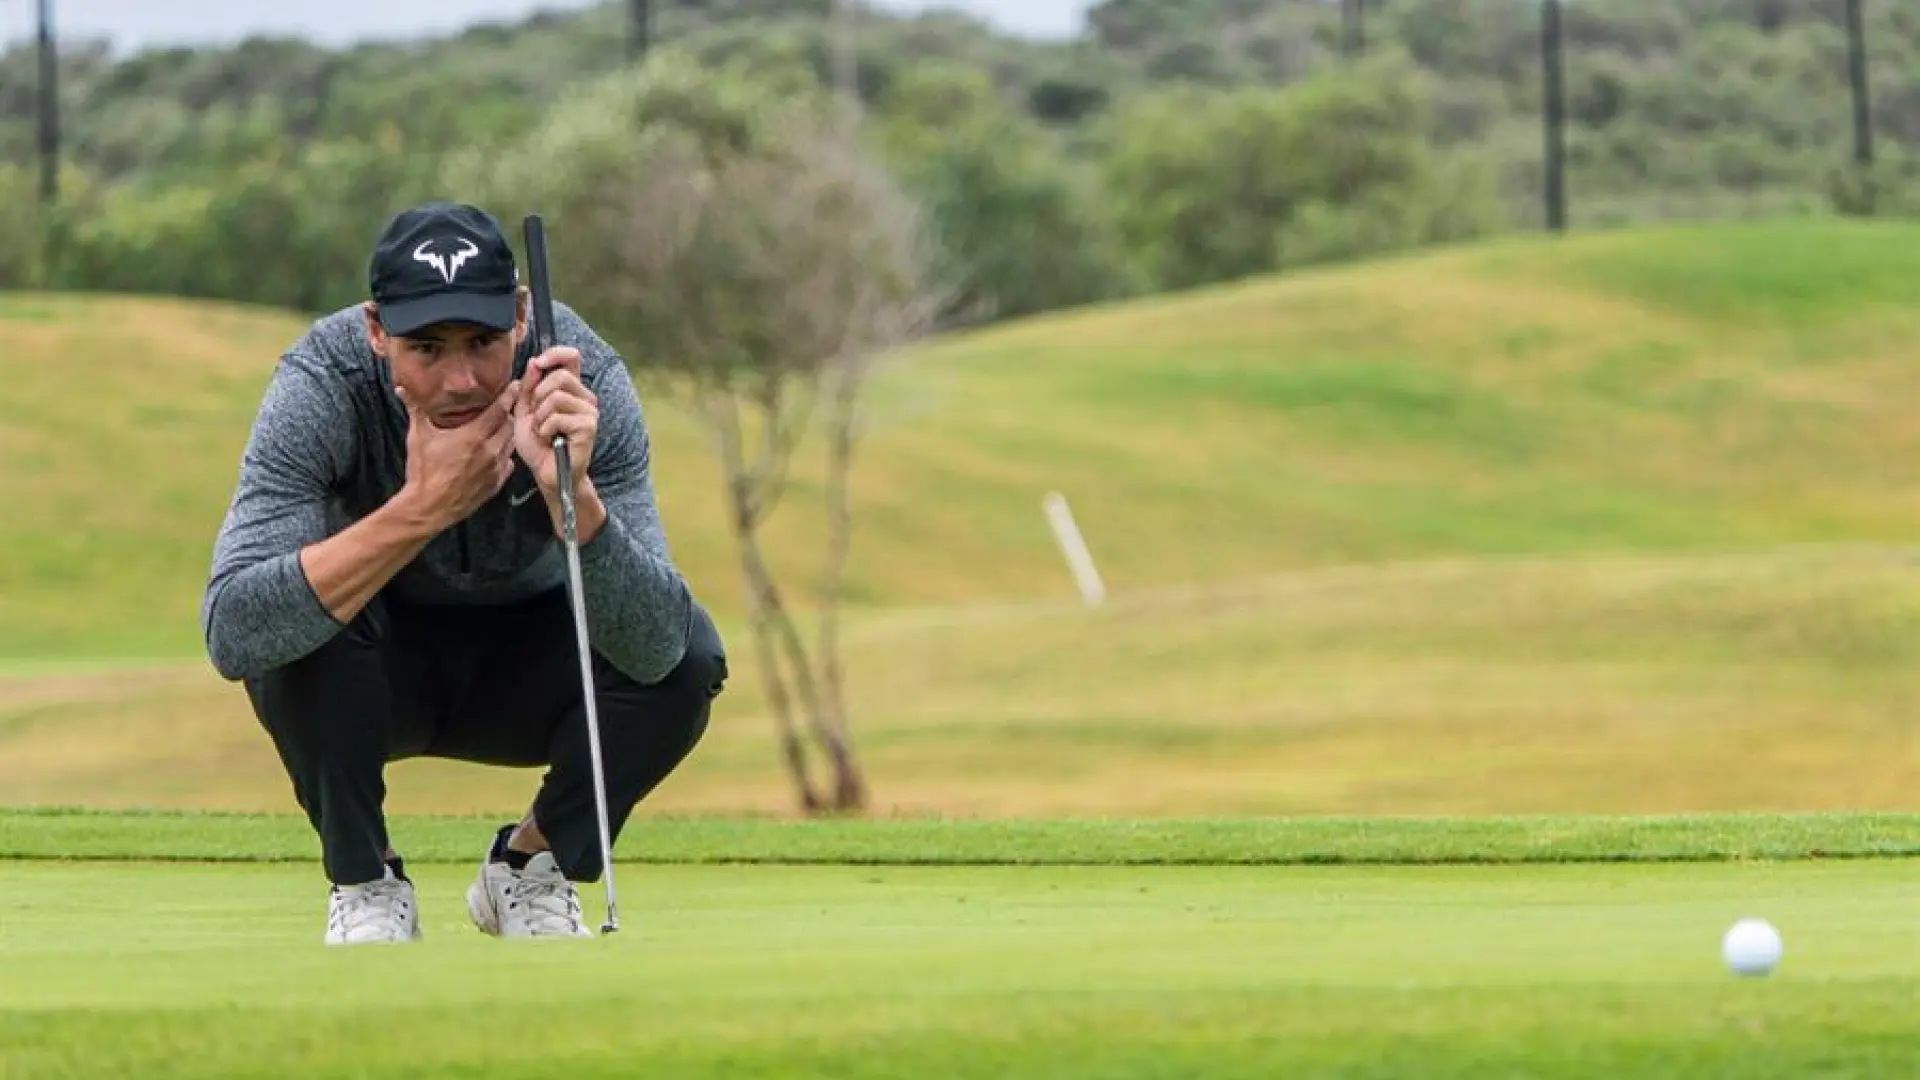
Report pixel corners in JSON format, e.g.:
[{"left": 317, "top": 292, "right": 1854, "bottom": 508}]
[
  {"left": 524, "top": 214, "right": 559, "bottom": 355},
  {"left": 525, "top": 214, "right": 573, "bottom": 466}
]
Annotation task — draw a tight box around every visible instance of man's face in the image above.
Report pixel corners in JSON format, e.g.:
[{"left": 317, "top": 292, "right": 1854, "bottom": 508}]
[{"left": 367, "top": 291, "right": 528, "bottom": 428}]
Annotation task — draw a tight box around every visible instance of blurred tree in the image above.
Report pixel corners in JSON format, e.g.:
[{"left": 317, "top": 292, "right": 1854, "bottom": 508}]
[
  {"left": 1104, "top": 56, "right": 1506, "bottom": 290},
  {"left": 0, "top": 164, "right": 42, "bottom": 287},
  {"left": 41, "top": 124, "right": 443, "bottom": 312},
  {"left": 3, "top": 0, "right": 1917, "bottom": 309},
  {"left": 876, "top": 63, "right": 1144, "bottom": 322},
  {"left": 457, "top": 53, "right": 944, "bottom": 814}
]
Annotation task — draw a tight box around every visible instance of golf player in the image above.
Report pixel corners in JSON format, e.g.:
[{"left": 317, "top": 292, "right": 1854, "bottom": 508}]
[{"left": 201, "top": 202, "right": 727, "bottom": 944}]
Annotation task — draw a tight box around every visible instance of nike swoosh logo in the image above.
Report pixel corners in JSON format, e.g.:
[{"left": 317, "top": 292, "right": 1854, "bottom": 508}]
[{"left": 510, "top": 486, "right": 538, "bottom": 507}]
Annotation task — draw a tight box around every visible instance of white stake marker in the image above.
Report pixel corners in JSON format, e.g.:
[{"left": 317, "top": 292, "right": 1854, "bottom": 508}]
[{"left": 1044, "top": 491, "right": 1106, "bottom": 606}]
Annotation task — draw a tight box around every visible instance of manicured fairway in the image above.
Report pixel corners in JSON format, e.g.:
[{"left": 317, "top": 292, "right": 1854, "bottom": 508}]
[{"left": 2, "top": 818, "right": 1914, "bottom": 1079}]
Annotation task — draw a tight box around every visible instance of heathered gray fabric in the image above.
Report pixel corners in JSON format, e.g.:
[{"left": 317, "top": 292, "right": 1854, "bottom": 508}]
[{"left": 201, "top": 300, "right": 694, "bottom": 685}]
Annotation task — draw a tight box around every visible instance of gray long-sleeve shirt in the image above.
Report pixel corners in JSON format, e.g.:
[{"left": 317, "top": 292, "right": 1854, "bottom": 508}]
[{"left": 201, "top": 300, "right": 694, "bottom": 685}]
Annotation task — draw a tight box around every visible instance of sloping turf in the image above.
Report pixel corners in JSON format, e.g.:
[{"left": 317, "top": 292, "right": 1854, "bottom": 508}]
[
  {"left": 8, "top": 226, "right": 1917, "bottom": 1079},
  {"left": 9, "top": 220, "right": 1920, "bottom": 656},
  {"left": 4, "top": 221, "right": 1918, "bottom": 818}
]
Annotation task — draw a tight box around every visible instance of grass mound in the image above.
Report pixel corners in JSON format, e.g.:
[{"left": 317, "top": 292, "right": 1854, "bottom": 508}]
[
  {"left": 4, "top": 221, "right": 1917, "bottom": 818},
  {"left": 8, "top": 220, "right": 1920, "bottom": 657}
]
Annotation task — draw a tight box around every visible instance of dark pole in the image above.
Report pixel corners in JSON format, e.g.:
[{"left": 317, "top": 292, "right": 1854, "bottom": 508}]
[
  {"left": 1846, "top": 0, "right": 1874, "bottom": 167},
  {"left": 833, "top": 0, "right": 859, "bottom": 128},
  {"left": 1343, "top": 0, "right": 1365, "bottom": 59},
  {"left": 37, "top": 0, "right": 59, "bottom": 204},
  {"left": 1541, "top": 0, "right": 1567, "bottom": 232},
  {"left": 628, "top": 0, "right": 650, "bottom": 63}
]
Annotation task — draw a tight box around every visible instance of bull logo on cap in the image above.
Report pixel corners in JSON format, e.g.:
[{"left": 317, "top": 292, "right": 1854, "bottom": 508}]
[{"left": 413, "top": 237, "right": 482, "bottom": 284}]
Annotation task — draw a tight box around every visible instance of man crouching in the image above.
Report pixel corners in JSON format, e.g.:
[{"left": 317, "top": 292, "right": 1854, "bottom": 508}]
[{"left": 202, "top": 202, "right": 726, "bottom": 944}]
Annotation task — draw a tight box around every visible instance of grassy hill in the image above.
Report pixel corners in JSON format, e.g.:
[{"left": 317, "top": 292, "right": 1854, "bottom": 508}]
[{"left": 2, "top": 220, "right": 1917, "bottom": 816}]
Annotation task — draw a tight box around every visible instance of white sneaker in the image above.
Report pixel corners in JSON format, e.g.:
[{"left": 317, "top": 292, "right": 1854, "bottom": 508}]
[
  {"left": 325, "top": 864, "right": 422, "bottom": 946},
  {"left": 467, "top": 840, "right": 591, "bottom": 939}
]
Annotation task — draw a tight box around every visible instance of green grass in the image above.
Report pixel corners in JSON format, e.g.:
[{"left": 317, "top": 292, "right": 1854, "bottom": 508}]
[
  {"left": 8, "top": 224, "right": 1917, "bottom": 1078},
  {"left": 10, "top": 221, "right": 1920, "bottom": 658},
  {"left": 7, "top": 222, "right": 1912, "bottom": 1068},
  {"left": 5, "top": 547, "right": 1914, "bottom": 818},
  {"left": 7, "top": 809, "right": 1917, "bottom": 866},
  {"left": 2, "top": 852, "right": 1914, "bottom": 1078},
  {"left": 1537, "top": 219, "right": 1920, "bottom": 325},
  {"left": 5, "top": 222, "right": 1919, "bottom": 819}
]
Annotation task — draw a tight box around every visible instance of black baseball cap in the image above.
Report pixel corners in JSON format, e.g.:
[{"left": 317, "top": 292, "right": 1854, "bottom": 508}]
[{"left": 368, "top": 202, "right": 520, "bottom": 337}]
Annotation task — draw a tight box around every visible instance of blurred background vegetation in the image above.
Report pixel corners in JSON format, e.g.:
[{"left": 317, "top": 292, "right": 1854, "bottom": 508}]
[
  {"left": 1, "top": 0, "right": 1915, "bottom": 321},
  {"left": 3, "top": 0, "right": 1917, "bottom": 818}
]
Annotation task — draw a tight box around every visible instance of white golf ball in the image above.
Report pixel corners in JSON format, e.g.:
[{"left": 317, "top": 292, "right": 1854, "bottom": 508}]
[{"left": 1722, "top": 918, "right": 1783, "bottom": 976}]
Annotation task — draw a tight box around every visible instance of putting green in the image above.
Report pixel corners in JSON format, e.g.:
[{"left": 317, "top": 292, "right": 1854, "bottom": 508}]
[{"left": 3, "top": 859, "right": 1914, "bottom": 1079}]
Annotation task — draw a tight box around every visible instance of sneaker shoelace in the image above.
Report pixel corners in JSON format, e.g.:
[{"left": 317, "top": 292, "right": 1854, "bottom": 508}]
[
  {"left": 509, "top": 871, "right": 584, "bottom": 934},
  {"left": 331, "top": 878, "right": 413, "bottom": 936}
]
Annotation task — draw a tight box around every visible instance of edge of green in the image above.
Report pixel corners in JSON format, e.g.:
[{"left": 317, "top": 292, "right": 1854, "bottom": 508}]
[{"left": 2, "top": 809, "right": 1915, "bottom": 867}]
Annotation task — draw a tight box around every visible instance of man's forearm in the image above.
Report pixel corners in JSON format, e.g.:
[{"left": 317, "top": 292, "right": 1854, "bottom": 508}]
[{"left": 299, "top": 488, "right": 443, "bottom": 625}]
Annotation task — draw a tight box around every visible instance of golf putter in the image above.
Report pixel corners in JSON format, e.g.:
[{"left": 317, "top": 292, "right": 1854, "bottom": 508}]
[{"left": 523, "top": 213, "right": 621, "bottom": 936}]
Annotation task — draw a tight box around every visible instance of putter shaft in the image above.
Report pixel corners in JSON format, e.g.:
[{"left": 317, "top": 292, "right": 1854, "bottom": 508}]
[
  {"left": 525, "top": 213, "right": 621, "bottom": 936},
  {"left": 555, "top": 433, "right": 620, "bottom": 934}
]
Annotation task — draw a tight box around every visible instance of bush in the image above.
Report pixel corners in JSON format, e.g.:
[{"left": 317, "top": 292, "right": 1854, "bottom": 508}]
[
  {"left": 40, "top": 132, "right": 446, "bottom": 312},
  {"left": 1104, "top": 55, "right": 1510, "bottom": 291},
  {"left": 876, "top": 64, "right": 1144, "bottom": 323},
  {"left": 0, "top": 165, "right": 44, "bottom": 288},
  {"left": 1829, "top": 150, "right": 1920, "bottom": 218}
]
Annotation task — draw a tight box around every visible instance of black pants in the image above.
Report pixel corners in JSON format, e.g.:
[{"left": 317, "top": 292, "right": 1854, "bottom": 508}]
[{"left": 244, "top": 587, "right": 725, "bottom": 887}]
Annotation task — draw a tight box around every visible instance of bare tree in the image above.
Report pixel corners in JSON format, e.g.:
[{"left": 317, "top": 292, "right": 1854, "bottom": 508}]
[
  {"left": 464, "top": 58, "right": 942, "bottom": 811},
  {"left": 810, "top": 147, "right": 944, "bottom": 812}
]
